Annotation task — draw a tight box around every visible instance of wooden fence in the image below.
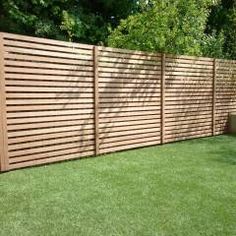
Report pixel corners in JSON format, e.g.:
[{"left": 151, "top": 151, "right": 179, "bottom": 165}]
[{"left": 0, "top": 32, "right": 235, "bottom": 171}]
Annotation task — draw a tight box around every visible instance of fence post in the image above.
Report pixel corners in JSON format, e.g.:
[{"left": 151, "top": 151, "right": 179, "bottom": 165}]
[
  {"left": 0, "top": 33, "right": 9, "bottom": 171},
  {"left": 212, "top": 59, "right": 216, "bottom": 136},
  {"left": 161, "top": 53, "right": 166, "bottom": 144},
  {"left": 93, "top": 46, "right": 100, "bottom": 155}
]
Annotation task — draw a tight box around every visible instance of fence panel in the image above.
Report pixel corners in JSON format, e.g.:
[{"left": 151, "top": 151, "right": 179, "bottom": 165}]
[
  {"left": 164, "top": 55, "right": 214, "bottom": 142},
  {"left": 2, "top": 33, "right": 95, "bottom": 170},
  {"left": 215, "top": 59, "right": 236, "bottom": 134},
  {"left": 98, "top": 47, "right": 162, "bottom": 153}
]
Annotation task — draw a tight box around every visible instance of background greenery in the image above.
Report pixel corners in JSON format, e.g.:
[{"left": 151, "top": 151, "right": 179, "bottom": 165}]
[{"left": 0, "top": 0, "right": 235, "bottom": 59}]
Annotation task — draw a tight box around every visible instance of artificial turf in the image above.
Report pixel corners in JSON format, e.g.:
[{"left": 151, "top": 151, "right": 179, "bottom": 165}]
[{"left": 0, "top": 135, "right": 236, "bottom": 236}]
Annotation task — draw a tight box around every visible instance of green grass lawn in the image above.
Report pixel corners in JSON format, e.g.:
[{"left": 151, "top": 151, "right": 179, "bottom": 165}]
[{"left": 0, "top": 135, "right": 236, "bottom": 236}]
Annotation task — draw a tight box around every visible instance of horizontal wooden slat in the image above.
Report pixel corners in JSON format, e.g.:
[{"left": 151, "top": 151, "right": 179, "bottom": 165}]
[
  {"left": 8, "top": 118, "right": 94, "bottom": 131},
  {"left": 100, "top": 140, "right": 160, "bottom": 154},
  {"left": 100, "top": 123, "right": 160, "bottom": 134},
  {"left": 166, "top": 62, "right": 213, "bottom": 70},
  {"left": 100, "top": 93, "right": 161, "bottom": 99},
  {"left": 9, "top": 140, "right": 94, "bottom": 158},
  {"left": 100, "top": 106, "right": 160, "bottom": 113},
  {"left": 3, "top": 32, "right": 93, "bottom": 49},
  {"left": 166, "top": 67, "right": 213, "bottom": 73},
  {"left": 165, "top": 110, "right": 212, "bottom": 118},
  {"left": 99, "top": 67, "right": 159, "bottom": 75},
  {"left": 4, "top": 47, "right": 93, "bottom": 60},
  {"left": 100, "top": 127, "right": 160, "bottom": 139},
  {"left": 166, "top": 88, "right": 212, "bottom": 93},
  {"left": 6, "top": 86, "right": 93, "bottom": 94},
  {"left": 6, "top": 92, "right": 94, "bottom": 99},
  {"left": 9, "top": 150, "right": 94, "bottom": 170},
  {"left": 5, "top": 79, "right": 93, "bottom": 88},
  {"left": 8, "top": 129, "right": 94, "bottom": 145},
  {"left": 100, "top": 136, "right": 160, "bottom": 150},
  {"left": 166, "top": 127, "right": 212, "bottom": 136},
  {"left": 5, "top": 67, "right": 94, "bottom": 76},
  {"left": 166, "top": 71, "right": 213, "bottom": 77},
  {"left": 100, "top": 102, "right": 160, "bottom": 108},
  {"left": 165, "top": 122, "right": 212, "bottom": 132},
  {"left": 165, "top": 76, "right": 212, "bottom": 82},
  {"left": 99, "top": 50, "right": 160, "bottom": 61},
  {"left": 99, "top": 57, "right": 161, "bottom": 66},
  {"left": 9, "top": 145, "right": 94, "bottom": 163},
  {"left": 8, "top": 123, "right": 94, "bottom": 138},
  {"left": 99, "top": 72, "right": 161, "bottom": 78},
  {"left": 100, "top": 119, "right": 160, "bottom": 129},
  {"left": 165, "top": 132, "right": 212, "bottom": 143},
  {"left": 100, "top": 115, "right": 161, "bottom": 124},
  {"left": 165, "top": 118, "right": 212, "bottom": 127},
  {"left": 5, "top": 73, "right": 94, "bottom": 82},
  {"left": 9, "top": 134, "right": 94, "bottom": 151},
  {"left": 100, "top": 131, "right": 159, "bottom": 145},
  {"left": 99, "top": 77, "right": 160, "bottom": 84},
  {"left": 6, "top": 103, "right": 93, "bottom": 113},
  {"left": 99, "top": 62, "right": 160, "bottom": 70},
  {"left": 4, "top": 40, "right": 92, "bottom": 55},
  {"left": 7, "top": 99, "right": 160, "bottom": 107},
  {"left": 7, "top": 113, "right": 94, "bottom": 125},
  {"left": 166, "top": 54, "right": 213, "bottom": 62},
  {"left": 99, "top": 82, "right": 160, "bottom": 89},
  {"left": 7, "top": 109, "right": 94, "bottom": 118},
  {"left": 5, "top": 60, "right": 93, "bottom": 71},
  {"left": 98, "top": 46, "right": 161, "bottom": 57},
  {"left": 5, "top": 53, "right": 93, "bottom": 66},
  {"left": 166, "top": 84, "right": 213, "bottom": 89},
  {"left": 165, "top": 114, "right": 212, "bottom": 123},
  {"left": 99, "top": 87, "right": 160, "bottom": 94}
]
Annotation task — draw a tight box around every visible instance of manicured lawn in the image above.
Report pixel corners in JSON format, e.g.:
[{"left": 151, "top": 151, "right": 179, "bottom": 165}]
[{"left": 0, "top": 135, "right": 236, "bottom": 236}]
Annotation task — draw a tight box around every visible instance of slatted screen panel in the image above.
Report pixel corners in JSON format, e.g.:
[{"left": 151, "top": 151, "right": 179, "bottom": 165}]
[
  {"left": 164, "top": 55, "right": 214, "bottom": 142},
  {"left": 215, "top": 59, "right": 236, "bottom": 134},
  {"left": 98, "top": 47, "right": 162, "bottom": 153},
  {"left": 3, "top": 33, "right": 95, "bottom": 169},
  {"left": 0, "top": 32, "right": 236, "bottom": 171}
]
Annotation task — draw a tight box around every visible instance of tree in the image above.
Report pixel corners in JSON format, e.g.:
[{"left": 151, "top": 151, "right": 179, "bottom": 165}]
[
  {"left": 0, "top": 0, "right": 137, "bottom": 44},
  {"left": 108, "top": 0, "right": 225, "bottom": 57},
  {"left": 207, "top": 0, "right": 236, "bottom": 59}
]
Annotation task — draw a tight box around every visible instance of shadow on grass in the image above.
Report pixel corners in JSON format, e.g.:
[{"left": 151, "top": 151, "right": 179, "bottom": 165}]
[{"left": 210, "top": 134, "right": 236, "bottom": 165}]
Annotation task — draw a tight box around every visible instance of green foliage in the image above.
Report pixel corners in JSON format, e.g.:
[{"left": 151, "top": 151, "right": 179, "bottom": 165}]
[
  {"left": 200, "top": 31, "right": 225, "bottom": 58},
  {"left": 108, "top": 0, "right": 225, "bottom": 57},
  {"left": 0, "top": 0, "right": 235, "bottom": 59},
  {"left": 207, "top": 0, "right": 236, "bottom": 59},
  {"left": 0, "top": 0, "right": 137, "bottom": 44}
]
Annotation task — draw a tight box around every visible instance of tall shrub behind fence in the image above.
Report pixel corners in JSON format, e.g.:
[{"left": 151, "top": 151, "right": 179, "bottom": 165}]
[{"left": 0, "top": 32, "right": 235, "bottom": 171}]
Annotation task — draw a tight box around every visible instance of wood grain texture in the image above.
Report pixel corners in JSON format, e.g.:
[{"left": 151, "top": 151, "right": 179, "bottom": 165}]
[
  {"left": 212, "top": 59, "right": 216, "bottom": 135},
  {"left": 0, "top": 33, "right": 9, "bottom": 171},
  {"left": 161, "top": 53, "right": 166, "bottom": 144},
  {"left": 93, "top": 46, "right": 100, "bottom": 155}
]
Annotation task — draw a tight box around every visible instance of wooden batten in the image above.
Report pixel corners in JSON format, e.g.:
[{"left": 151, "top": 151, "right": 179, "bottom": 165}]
[
  {"left": 0, "top": 33, "right": 9, "bottom": 171},
  {"left": 161, "top": 53, "right": 166, "bottom": 144},
  {"left": 93, "top": 46, "right": 100, "bottom": 155},
  {"left": 212, "top": 59, "right": 217, "bottom": 135}
]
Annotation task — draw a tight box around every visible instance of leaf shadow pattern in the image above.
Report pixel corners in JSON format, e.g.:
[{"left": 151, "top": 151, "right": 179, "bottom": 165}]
[
  {"left": 40, "top": 44, "right": 95, "bottom": 157},
  {"left": 97, "top": 47, "right": 162, "bottom": 153},
  {"left": 163, "top": 55, "right": 214, "bottom": 141}
]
